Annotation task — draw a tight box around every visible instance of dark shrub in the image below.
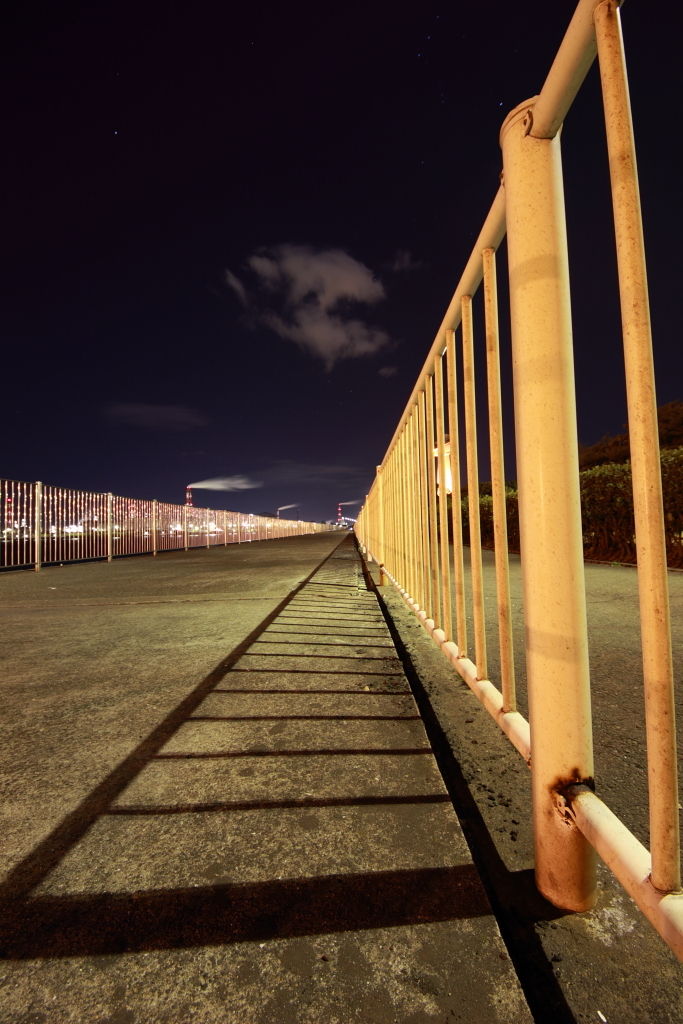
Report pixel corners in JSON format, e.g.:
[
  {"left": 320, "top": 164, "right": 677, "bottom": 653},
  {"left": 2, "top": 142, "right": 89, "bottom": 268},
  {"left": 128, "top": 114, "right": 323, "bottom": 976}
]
[{"left": 454, "top": 447, "right": 683, "bottom": 567}]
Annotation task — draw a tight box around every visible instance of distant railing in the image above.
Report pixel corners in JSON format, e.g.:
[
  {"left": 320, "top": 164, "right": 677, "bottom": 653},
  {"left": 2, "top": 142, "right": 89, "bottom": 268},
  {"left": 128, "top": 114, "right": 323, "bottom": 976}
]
[
  {"left": 355, "top": 0, "right": 683, "bottom": 959},
  {"left": 1, "top": 478, "right": 332, "bottom": 570}
]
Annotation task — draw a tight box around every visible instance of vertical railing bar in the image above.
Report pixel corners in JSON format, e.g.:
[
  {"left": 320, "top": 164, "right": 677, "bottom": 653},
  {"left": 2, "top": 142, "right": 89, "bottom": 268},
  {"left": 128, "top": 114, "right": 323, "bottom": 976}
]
[
  {"left": 34, "top": 481, "right": 42, "bottom": 572},
  {"left": 395, "top": 432, "right": 405, "bottom": 589},
  {"left": 435, "top": 355, "right": 453, "bottom": 641},
  {"left": 107, "top": 492, "right": 113, "bottom": 563},
  {"left": 417, "top": 390, "right": 431, "bottom": 619},
  {"left": 44, "top": 484, "right": 49, "bottom": 565},
  {"left": 15, "top": 481, "right": 19, "bottom": 566},
  {"left": 384, "top": 451, "right": 392, "bottom": 575},
  {"left": 392, "top": 445, "right": 399, "bottom": 580},
  {"left": 446, "top": 328, "right": 467, "bottom": 657},
  {"left": 425, "top": 374, "right": 440, "bottom": 627},
  {"left": 8, "top": 480, "right": 12, "bottom": 565},
  {"left": 15, "top": 481, "right": 20, "bottom": 566},
  {"left": 394, "top": 442, "right": 401, "bottom": 582},
  {"left": 404, "top": 421, "right": 415, "bottom": 600},
  {"left": 377, "top": 466, "right": 385, "bottom": 573},
  {"left": 379, "top": 461, "right": 387, "bottom": 570},
  {"left": 387, "top": 450, "right": 393, "bottom": 573},
  {"left": 407, "top": 409, "right": 419, "bottom": 603},
  {"left": 594, "top": 0, "right": 680, "bottom": 893},
  {"left": 483, "top": 247, "right": 516, "bottom": 711},
  {"left": 374, "top": 479, "right": 378, "bottom": 566},
  {"left": 403, "top": 412, "right": 413, "bottom": 599},
  {"left": 461, "top": 295, "right": 487, "bottom": 679},
  {"left": 388, "top": 447, "right": 396, "bottom": 579},
  {"left": 502, "top": 92, "right": 595, "bottom": 911},
  {"left": 419, "top": 391, "right": 431, "bottom": 619},
  {"left": 415, "top": 401, "right": 426, "bottom": 613},
  {"left": 405, "top": 412, "right": 416, "bottom": 602},
  {"left": 43, "top": 484, "right": 48, "bottom": 564}
]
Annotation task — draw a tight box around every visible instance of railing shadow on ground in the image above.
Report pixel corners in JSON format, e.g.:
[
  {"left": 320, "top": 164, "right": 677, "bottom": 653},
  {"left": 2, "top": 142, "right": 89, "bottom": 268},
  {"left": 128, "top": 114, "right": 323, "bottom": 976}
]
[
  {"left": 0, "top": 864, "right": 488, "bottom": 960},
  {"left": 0, "top": 542, "right": 489, "bottom": 964},
  {"left": 357, "top": 552, "right": 580, "bottom": 1024},
  {"left": 0, "top": 535, "right": 586, "bottom": 1024}
]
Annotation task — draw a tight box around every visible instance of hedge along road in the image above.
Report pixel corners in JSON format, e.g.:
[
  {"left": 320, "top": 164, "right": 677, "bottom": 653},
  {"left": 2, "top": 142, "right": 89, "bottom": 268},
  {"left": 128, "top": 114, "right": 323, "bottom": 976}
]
[{"left": 460, "top": 445, "right": 683, "bottom": 568}]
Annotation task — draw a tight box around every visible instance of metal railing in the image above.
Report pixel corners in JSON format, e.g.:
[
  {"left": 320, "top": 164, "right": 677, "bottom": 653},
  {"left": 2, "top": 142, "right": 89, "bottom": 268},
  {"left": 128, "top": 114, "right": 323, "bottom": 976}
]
[
  {"left": 1, "top": 478, "right": 332, "bottom": 570},
  {"left": 355, "top": 0, "right": 683, "bottom": 959}
]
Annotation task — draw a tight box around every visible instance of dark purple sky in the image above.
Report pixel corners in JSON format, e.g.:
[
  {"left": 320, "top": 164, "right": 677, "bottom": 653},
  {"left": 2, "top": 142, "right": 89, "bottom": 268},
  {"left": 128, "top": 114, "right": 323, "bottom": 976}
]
[{"left": 2, "top": 1, "right": 680, "bottom": 521}]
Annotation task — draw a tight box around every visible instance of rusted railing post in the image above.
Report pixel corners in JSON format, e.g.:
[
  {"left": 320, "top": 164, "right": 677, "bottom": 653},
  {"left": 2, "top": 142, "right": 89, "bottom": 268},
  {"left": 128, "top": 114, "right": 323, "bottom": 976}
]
[{"left": 501, "top": 96, "right": 596, "bottom": 912}]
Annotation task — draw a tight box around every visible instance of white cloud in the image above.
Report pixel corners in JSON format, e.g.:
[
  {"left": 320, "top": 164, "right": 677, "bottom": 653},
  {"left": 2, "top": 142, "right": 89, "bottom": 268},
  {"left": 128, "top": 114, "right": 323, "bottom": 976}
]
[
  {"left": 226, "top": 245, "right": 390, "bottom": 369},
  {"left": 248, "top": 246, "right": 384, "bottom": 309},
  {"left": 188, "top": 476, "right": 262, "bottom": 491},
  {"left": 225, "top": 269, "right": 248, "bottom": 306},
  {"left": 105, "top": 403, "right": 207, "bottom": 431},
  {"left": 378, "top": 365, "right": 398, "bottom": 377},
  {"left": 186, "top": 462, "right": 370, "bottom": 498}
]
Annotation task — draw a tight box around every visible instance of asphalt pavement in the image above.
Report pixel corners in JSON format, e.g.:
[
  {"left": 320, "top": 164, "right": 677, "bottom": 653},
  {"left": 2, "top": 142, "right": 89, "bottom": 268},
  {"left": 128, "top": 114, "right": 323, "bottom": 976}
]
[{"left": 0, "top": 534, "right": 531, "bottom": 1024}]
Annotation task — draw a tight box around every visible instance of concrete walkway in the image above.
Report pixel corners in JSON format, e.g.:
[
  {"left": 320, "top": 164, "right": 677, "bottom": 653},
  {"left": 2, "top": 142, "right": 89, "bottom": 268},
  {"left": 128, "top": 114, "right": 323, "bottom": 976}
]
[{"left": 0, "top": 535, "right": 530, "bottom": 1024}]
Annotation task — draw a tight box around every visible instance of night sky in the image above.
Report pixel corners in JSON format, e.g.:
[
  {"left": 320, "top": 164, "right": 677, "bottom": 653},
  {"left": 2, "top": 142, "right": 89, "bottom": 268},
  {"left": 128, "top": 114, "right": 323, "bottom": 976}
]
[{"left": 2, "top": 1, "right": 680, "bottom": 522}]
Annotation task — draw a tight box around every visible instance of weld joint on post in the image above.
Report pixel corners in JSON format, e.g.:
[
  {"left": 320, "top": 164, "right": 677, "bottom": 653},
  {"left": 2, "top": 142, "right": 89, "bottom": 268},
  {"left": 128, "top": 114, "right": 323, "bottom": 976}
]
[
  {"left": 648, "top": 876, "right": 683, "bottom": 898},
  {"left": 555, "top": 780, "right": 595, "bottom": 826},
  {"left": 647, "top": 872, "right": 683, "bottom": 897}
]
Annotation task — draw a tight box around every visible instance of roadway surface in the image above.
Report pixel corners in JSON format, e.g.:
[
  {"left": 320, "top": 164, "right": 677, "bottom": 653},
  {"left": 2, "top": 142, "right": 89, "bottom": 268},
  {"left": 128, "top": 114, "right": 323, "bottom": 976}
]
[{"left": 0, "top": 535, "right": 530, "bottom": 1024}]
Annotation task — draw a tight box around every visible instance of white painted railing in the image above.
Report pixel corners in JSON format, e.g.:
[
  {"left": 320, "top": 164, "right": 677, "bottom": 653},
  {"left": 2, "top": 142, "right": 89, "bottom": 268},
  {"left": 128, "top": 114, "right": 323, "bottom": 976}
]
[
  {"left": 355, "top": 0, "right": 683, "bottom": 959},
  {"left": 1, "top": 478, "right": 332, "bottom": 570}
]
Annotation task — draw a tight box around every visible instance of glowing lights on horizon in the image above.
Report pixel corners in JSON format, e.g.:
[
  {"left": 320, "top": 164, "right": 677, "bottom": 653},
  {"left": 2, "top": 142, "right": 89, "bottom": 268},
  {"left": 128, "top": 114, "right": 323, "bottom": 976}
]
[{"left": 2, "top": 482, "right": 327, "bottom": 565}]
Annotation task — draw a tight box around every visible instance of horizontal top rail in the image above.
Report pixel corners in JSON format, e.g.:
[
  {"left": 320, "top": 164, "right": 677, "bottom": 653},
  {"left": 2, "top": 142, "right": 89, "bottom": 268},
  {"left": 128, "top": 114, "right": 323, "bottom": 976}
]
[
  {"left": 359, "top": 0, "right": 683, "bottom": 965},
  {"left": 380, "top": 186, "right": 506, "bottom": 470},
  {"left": 379, "top": 0, "right": 624, "bottom": 472},
  {"left": 530, "top": 0, "right": 623, "bottom": 139}
]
